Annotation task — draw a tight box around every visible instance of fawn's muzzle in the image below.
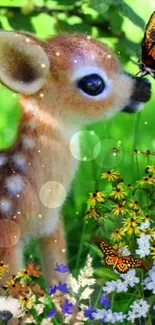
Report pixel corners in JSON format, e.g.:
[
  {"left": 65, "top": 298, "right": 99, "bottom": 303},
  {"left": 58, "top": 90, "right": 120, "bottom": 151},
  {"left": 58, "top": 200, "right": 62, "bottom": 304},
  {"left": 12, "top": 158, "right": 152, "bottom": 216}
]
[{"left": 123, "top": 76, "right": 151, "bottom": 113}]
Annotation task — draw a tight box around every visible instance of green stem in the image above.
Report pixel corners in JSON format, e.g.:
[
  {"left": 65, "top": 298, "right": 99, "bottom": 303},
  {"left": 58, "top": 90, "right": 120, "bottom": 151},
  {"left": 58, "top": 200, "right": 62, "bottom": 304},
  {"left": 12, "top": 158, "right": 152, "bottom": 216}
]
[
  {"left": 94, "top": 285, "right": 103, "bottom": 308},
  {"left": 75, "top": 222, "right": 87, "bottom": 269}
]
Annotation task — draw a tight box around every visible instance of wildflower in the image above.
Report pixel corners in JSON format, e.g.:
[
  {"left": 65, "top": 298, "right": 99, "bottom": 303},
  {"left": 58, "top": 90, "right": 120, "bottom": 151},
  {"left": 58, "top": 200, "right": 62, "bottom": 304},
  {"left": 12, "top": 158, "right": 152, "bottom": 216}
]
[
  {"left": 140, "top": 149, "right": 155, "bottom": 157},
  {"left": 136, "top": 234, "right": 150, "bottom": 257},
  {"left": 84, "top": 306, "right": 95, "bottom": 320},
  {"left": 115, "top": 280, "right": 128, "bottom": 292},
  {"left": 41, "top": 319, "right": 53, "bottom": 325},
  {"left": 17, "top": 269, "right": 30, "bottom": 280},
  {"left": 47, "top": 308, "right": 57, "bottom": 318},
  {"left": 25, "top": 315, "right": 37, "bottom": 324},
  {"left": 57, "top": 281, "right": 69, "bottom": 294},
  {"left": 115, "top": 312, "right": 127, "bottom": 322},
  {"left": 47, "top": 284, "right": 57, "bottom": 295},
  {"left": 144, "top": 269, "right": 155, "bottom": 293},
  {"left": 100, "top": 295, "right": 111, "bottom": 308},
  {"left": 0, "top": 261, "right": 8, "bottom": 278},
  {"left": 111, "top": 228, "right": 124, "bottom": 242},
  {"left": 0, "top": 297, "right": 24, "bottom": 322},
  {"left": 34, "top": 303, "right": 45, "bottom": 315},
  {"left": 103, "top": 280, "right": 116, "bottom": 294},
  {"left": 110, "top": 188, "right": 127, "bottom": 200},
  {"left": 61, "top": 299, "right": 74, "bottom": 315},
  {"left": 150, "top": 245, "right": 155, "bottom": 259},
  {"left": 92, "top": 308, "right": 106, "bottom": 321},
  {"left": 77, "top": 254, "right": 95, "bottom": 287},
  {"left": 101, "top": 170, "right": 120, "bottom": 181},
  {"left": 127, "top": 310, "right": 136, "bottom": 322},
  {"left": 120, "top": 269, "right": 139, "bottom": 287},
  {"left": 138, "top": 220, "right": 150, "bottom": 230},
  {"left": 123, "top": 217, "right": 140, "bottom": 235},
  {"left": 80, "top": 287, "right": 94, "bottom": 300},
  {"left": 84, "top": 208, "right": 102, "bottom": 220},
  {"left": 112, "top": 203, "right": 128, "bottom": 216},
  {"left": 118, "top": 246, "right": 130, "bottom": 256},
  {"left": 130, "top": 299, "right": 150, "bottom": 318},
  {"left": 67, "top": 274, "right": 80, "bottom": 294},
  {"left": 87, "top": 190, "right": 105, "bottom": 207},
  {"left": 128, "top": 200, "right": 140, "bottom": 210},
  {"left": 19, "top": 294, "right": 36, "bottom": 309},
  {"left": 104, "top": 309, "right": 117, "bottom": 323},
  {"left": 138, "top": 175, "right": 155, "bottom": 185},
  {"left": 54, "top": 263, "right": 69, "bottom": 273},
  {"left": 131, "top": 149, "right": 140, "bottom": 155},
  {"left": 146, "top": 165, "right": 155, "bottom": 173}
]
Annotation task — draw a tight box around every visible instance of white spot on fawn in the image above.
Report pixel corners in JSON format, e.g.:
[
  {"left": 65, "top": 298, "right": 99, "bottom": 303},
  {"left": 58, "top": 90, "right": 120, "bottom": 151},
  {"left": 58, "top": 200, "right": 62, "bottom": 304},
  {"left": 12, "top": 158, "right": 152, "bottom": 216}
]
[
  {"left": 0, "top": 198, "right": 12, "bottom": 215},
  {"left": 0, "top": 154, "right": 8, "bottom": 167},
  {"left": 12, "top": 153, "right": 27, "bottom": 169},
  {"left": 22, "top": 136, "right": 36, "bottom": 150},
  {"left": 5, "top": 175, "right": 24, "bottom": 195}
]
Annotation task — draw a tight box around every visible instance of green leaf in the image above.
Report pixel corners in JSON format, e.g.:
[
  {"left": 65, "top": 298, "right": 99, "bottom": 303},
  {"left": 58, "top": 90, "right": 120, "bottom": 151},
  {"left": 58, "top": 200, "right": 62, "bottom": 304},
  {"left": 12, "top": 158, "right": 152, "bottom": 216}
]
[
  {"left": 94, "top": 267, "right": 120, "bottom": 280},
  {"left": 0, "top": 0, "right": 25, "bottom": 6}
]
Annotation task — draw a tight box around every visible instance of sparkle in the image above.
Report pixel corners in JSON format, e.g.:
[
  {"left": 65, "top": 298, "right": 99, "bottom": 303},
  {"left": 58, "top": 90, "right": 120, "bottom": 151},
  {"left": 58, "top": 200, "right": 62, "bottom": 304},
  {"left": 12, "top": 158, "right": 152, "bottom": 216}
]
[
  {"left": 42, "top": 165, "right": 45, "bottom": 168},
  {"left": 56, "top": 51, "right": 60, "bottom": 56},
  {"left": 107, "top": 54, "right": 112, "bottom": 58},
  {"left": 39, "top": 93, "right": 44, "bottom": 98},
  {"left": 87, "top": 35, "right": 91, "bottom": 40},
  {"left": 38, "top": 214, "right": 42, "bottom": 218},
  {"left": 90, "top": 130, "right": 95, "bottom": 135},
  {"left": 17, "top": 211, "right": 20, "bottom": 215},
  {"left": 54, "top": 239, "right": 57, "bottom": 243},
  {"left": 74, "top": 59, "right": 77, "bottom": 63},
  {"left": 38, "top": 150, "right": 41, "bottom": 153},
  {"left": 41, "top": 63, "right": 46, "bottom": 68},
  {"left": 62, "top": 248, "right": 66, "bottom": 253},
  {"left": 17, "top": 194, "right": 20, "bottom": 198},
  {"left": 26, "top": 38, "right": 30, "bottom": 43},
  {"left": 83, "top": 156, "right": 87, "bottom": 161},
  {"left": 144, "top": 121, "right": 148, "bottom": 125}
]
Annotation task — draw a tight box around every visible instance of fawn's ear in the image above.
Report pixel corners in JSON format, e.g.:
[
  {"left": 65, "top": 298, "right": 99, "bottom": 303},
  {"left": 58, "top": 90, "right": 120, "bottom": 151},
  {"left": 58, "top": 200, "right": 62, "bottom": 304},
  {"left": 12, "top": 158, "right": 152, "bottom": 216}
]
[{"left": 0, "top": 31, "right": 50, "bottom": 94}]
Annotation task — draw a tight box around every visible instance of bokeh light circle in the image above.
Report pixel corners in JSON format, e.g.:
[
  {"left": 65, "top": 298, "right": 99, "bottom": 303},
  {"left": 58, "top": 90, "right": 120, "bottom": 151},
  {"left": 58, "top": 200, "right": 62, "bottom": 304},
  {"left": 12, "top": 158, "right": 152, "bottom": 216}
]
[
  {"left": 95, "top": 139, "right": 123, "bottom": 168},
  {"left": 39, "top": 181, "right": 67, "bottom": 208},
  {"left": 0, "top": 219, "right": 20, "bottom": 248},
  {"left": 70, "top": 130, "right": 101, "bottom": 161}
]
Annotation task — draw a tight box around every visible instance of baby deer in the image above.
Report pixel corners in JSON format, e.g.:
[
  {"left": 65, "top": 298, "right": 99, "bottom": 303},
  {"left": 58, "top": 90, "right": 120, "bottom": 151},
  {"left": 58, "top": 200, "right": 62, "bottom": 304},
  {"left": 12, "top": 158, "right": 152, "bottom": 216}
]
[{"left": 0, "top": 31, "right": 151, "bottom": 285}]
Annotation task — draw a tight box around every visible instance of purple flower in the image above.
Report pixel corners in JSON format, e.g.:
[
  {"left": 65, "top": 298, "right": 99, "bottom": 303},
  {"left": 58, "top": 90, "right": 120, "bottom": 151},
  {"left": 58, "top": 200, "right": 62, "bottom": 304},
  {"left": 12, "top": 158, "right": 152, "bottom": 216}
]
[
  {"left": 54, "top": 263, "right": 69, "bottom": 273},
  {"left": 47, "top": 285, "right": 57, "bottom": 295},
  {"left": 84, "top": 306, "right": 95, "bottom": 320},
  {"left": 47, "top": 308, "right": 57, "bottom": 318},
  {"left": 57, "top": 281, "right": 69, "bottom": 294},
  {"left": 61, "top": 299, "right": 74, "bottom": 315},
  {"left": 100, "top": 295, "right": 111, "bottom": 308}
]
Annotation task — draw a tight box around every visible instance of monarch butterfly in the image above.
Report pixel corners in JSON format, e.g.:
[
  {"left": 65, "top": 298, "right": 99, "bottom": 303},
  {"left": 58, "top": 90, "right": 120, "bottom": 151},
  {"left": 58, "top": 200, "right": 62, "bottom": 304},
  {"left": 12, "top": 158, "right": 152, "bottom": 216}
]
[
  {"left": 91, "top": 236, "right": 151, "bottom": 273},
  {"left": 135, "top": 11, "right": 155, "bottom": 78}
]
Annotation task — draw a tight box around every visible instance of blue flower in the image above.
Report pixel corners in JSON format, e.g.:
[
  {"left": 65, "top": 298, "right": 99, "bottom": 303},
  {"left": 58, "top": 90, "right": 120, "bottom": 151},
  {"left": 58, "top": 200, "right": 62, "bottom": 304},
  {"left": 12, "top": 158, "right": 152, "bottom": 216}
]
[
  {"left": 104, "top": 309, "right": 117, "bottom": 323},
  {"left": 54, "top": 263, "right": 69, "bottom": 273},
  {"left": 47, "top": 308, "right": 57, "bottom": 318},
  {"left": 57, "top": 281, "right": 69, "bottom": 294},
  {"left": 61, "top": 299, "right": 74, "bottom": 315},
  {"left": 47, "top": 285, "right": 57, "bottom": 295},
  {"left": 84, "top": 306, "right": 95, "bottom": 320},
  {"left": 120, "top": 269, "right": 139, "bottom": 287},
  {"left": 100, "top": 295, "right": 111, "bottom": 308}
]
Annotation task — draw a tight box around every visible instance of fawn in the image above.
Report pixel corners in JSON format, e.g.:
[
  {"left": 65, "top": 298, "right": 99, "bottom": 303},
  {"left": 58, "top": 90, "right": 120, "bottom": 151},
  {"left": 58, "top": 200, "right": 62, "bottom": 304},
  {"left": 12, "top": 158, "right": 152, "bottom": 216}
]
[{"left": 0, "top": 30, "right": 151, "bottom": 286}]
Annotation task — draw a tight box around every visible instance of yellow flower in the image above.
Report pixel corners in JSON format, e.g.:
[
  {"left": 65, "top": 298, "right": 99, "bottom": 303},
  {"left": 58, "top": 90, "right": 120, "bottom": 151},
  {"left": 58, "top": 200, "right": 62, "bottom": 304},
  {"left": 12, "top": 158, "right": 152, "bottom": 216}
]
[
  {"left": 87, "top": 190, "right": 105, "bottom": 207},
  {"left": 19, "top": 295, "right": 36, "bottom": 309},
  {"left": 110, "top": 188, "right": 127, "bottom": 200},
  {"left": 84, "top": 208, "right": 103, "bottom": 220},
  {"left": 101, "top": 170, "right": 120, "bottom": 181},
  {"left": 112, "top": 203, "right": 128, "bottom": 216},
  {"left": 113, "top": 241, "right": 129, "bottom": 251},
  {"left": 0, "top": 261, "right": 8, "bottom": 278},
  {"left": 17, "top": 269, "right": 30, "bottom": 281},
  {"left": 123, "top": 217, "right": 140, "bottom": 235},
  {"left": 146, "top": 165, "right": 155, "bottom": 173},
  {"left": 150, "top": 246, "right": 155, "bottom": 260},
  {"left": 111, "top": 228, "right": 124, "bottom": 242},
  {"left": 138, "top": 175, "right": 155, "bottom": 185},
  {"left": 5, "top": 277, "right": 15, "bottom": 288}
]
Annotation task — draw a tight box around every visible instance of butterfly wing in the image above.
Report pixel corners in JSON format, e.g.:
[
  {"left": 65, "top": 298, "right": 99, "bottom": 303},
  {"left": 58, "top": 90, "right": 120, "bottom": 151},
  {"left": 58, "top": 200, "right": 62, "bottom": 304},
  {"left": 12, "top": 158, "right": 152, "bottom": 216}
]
[
  {"left": 91, "top": 236, "right": 118, "bottom": 257},
  {"left": 142, "top": 11, "right": 155, "bottom": 70},
  {"left": 116, "top": 256, "right": 143, "bottom": 274}
]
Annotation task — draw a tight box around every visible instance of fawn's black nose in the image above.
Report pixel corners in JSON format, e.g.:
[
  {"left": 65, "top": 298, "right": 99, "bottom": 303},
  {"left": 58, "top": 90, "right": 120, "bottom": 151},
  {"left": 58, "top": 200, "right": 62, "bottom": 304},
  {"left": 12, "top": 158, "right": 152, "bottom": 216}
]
[{"left": 123, "top": 76, "right": 151, "bottom": 113}]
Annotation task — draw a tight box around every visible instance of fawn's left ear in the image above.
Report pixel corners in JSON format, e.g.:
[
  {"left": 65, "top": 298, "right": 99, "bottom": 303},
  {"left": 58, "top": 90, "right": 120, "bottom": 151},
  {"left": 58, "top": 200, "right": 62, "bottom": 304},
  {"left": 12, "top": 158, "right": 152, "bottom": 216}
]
[{"left": 0, "top": 30, "right": 50, "bottom": 94}]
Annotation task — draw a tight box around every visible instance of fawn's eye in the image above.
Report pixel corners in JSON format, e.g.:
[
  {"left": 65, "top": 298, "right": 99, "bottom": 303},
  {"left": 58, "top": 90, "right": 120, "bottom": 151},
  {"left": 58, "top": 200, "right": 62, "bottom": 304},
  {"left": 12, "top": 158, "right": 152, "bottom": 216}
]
[{"left": 77, "top": 73, "right": 105, "bottom": 96}]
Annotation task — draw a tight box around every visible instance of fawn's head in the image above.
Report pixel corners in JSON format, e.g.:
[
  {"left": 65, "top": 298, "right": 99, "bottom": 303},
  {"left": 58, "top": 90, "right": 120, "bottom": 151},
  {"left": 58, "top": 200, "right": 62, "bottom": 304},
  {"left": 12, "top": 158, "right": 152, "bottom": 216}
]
[{"left": 0, "top": 31, "right": 151, "bottom": 125}]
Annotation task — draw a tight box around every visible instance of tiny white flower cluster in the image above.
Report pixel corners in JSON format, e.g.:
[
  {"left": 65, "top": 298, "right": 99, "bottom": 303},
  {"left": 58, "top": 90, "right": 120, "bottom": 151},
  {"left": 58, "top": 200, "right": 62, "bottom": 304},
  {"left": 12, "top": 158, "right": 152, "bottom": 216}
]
[
  {"left": 103, "top": 269, "right": 139, "bottom": 294},
  {"left": 138, "top": 220, "right": 150, "bottom": 230},
  {"left": 127, "top": 299, "right": 150, "bottom": 322},
  {"left": 135, "top": 234, "right": 150, "bottom": 257}
]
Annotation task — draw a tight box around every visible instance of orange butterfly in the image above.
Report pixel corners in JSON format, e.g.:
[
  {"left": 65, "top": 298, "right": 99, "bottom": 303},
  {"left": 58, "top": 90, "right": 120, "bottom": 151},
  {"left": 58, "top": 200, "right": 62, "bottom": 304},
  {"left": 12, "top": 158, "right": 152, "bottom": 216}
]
[{"left": 91, "top": 236, "right": 151, "bottom": 273}]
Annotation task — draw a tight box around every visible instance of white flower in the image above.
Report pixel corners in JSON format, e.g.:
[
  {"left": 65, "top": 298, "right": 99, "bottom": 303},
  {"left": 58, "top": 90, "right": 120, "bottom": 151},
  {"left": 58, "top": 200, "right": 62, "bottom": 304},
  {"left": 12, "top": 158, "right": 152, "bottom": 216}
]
[
  {"left": 80, "top": 287, "right": 94, "bottom": 300},
  {"left": 138, "top": 220, "right": 150, "bottom": 230},
  {"left": 67, "top": 274, "right": 80, "bottom": 294},
  {"left": 25, "top": 315, "right": 36, "bottom": 324},
  {"left": 34, "top": 303, "right": 44, "bottom": 315},
  {"left": 0, "top": 297, "right": 24, "bottom": 322},
  {"left": 76, "top": 310, "right": 87, "bottom": 321},
  {"left": 136, "top": 234, "right": 150, "bottom": 257},
  {"left": 41, "top": 319, "right": 53, "bottom": 325},
  {"left": 63, "top": 315, "right": 72, "bottom": 324},
  {"left": 118, "top": 247, "right": 130, "bottom": 256},
  {"left": 115, "top": 280, "right": 128, "bottom": 293},
  {"left": 65, "top": 294, "right": 77, "bottom": 305}
]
